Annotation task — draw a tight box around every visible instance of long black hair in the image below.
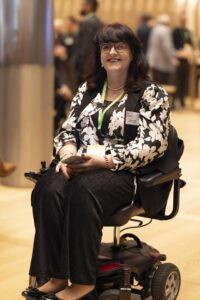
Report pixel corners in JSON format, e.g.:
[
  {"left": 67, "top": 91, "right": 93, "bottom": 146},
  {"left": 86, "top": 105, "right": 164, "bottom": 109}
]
[{"left": 83, "top": 23, "right": 150, "bottom": 93}]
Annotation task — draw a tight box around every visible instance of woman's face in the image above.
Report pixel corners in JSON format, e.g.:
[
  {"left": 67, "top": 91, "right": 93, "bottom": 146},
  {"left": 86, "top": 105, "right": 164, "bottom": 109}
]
[{"left": 100, "top": 42, "right": 133, "bottom": 74}]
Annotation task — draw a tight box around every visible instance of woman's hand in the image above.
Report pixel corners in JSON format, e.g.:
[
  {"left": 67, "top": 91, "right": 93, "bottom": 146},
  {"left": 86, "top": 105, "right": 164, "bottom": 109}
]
[
  {"left": 67, "top": 154, "right": 113, "bottom": 173},
  {"left": 58, "top": 143, "right": 77, "bottom": 162},
  {"left": 56, "top": 152, "right": 115, "bottom": 176},
  {"left": 55, "top": 161, "right": 74, "bottom": 179}
]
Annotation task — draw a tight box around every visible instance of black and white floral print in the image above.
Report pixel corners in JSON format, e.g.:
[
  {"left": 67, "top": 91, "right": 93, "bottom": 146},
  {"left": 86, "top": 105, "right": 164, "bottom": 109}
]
[{"left": 54, "top": 82, "right": 170, "bottom": 173}]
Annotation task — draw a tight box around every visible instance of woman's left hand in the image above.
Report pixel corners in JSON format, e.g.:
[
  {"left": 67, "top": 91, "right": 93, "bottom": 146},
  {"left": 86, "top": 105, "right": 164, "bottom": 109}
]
[{"left": 67, "top": 154, "right": 106, "bottom": 173}]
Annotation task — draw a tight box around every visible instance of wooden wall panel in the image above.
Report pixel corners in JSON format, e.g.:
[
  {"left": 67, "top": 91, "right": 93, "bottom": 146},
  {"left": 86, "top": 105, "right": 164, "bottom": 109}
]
[
  {"left": 124, "top": 0, "right": 137, "bottom": 29},
  {"left": 143, "top": 0, "right": 152, "bottom": 13},
  {"left": 98, "top": 0, "right": 112, "bottom": 23},
  {"left": 71, "top": 0, "right": 81, "bottom": 17},
  {"left": 53, "top": 0, "right": 200, "bottom": 38}
]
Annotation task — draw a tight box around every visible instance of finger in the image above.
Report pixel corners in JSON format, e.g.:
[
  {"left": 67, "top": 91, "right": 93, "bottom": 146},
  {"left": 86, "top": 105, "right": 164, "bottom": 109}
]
[
  {"left": 60, "top": 165, "right": 70, "bottom": 179},
  {"left": 81, "top": 154, "right": 91, "bottom": 161},
  {"left": 62, "top": 169, "right": 70, "bottom": 179},
  {"left": 55, "top": 162, "right": 61, "bottom": 173}
]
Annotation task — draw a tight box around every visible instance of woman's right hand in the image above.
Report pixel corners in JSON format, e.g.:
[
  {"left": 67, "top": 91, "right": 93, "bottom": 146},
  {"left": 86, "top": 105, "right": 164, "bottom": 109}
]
[
  {"left": 58, "top": 143, "right": 77, "bottom": 162},
  {"left": 55, "top": 161, "right": 75, "bottom": 179}
]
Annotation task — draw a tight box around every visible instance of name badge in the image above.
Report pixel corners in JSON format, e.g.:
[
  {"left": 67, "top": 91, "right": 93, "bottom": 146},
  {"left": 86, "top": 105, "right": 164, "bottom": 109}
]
[{"left": 125, "top": 111, "right": 139, "bottom": 126}]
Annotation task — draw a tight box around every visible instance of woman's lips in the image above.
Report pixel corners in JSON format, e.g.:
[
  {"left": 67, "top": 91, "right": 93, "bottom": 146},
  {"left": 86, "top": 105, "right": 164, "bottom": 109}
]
[{"left": 107, "top": 58, "right": 121, "bottom": 62}]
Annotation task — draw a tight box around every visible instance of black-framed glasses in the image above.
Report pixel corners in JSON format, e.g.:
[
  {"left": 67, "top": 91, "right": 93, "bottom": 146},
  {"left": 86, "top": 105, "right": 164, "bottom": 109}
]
[{"left": 100, "top": 42, "right": 129, "bottom": 53}]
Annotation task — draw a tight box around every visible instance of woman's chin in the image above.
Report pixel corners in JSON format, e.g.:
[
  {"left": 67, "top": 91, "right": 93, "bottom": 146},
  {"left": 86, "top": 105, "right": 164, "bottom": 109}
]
[{"left": 106, "top": 65, "right": 123, "bottom": 73}]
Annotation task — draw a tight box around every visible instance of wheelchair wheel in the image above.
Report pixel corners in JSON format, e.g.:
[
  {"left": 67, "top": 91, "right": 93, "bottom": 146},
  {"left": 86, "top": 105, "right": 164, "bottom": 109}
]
[
  {"left": 151, "top": 263, "right": 181, "bottom": 300},
  {"left": 99, "top": 289, "right": 119, "bottom": 300}
]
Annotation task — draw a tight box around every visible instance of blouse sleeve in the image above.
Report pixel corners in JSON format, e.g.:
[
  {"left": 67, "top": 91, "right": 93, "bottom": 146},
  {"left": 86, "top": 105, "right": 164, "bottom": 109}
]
[
  {"left": 53, "top": 83, "right": 87, "bottom": 154},
  {"left": 108, "top": 84, "right": 170, "bottom": 172}
]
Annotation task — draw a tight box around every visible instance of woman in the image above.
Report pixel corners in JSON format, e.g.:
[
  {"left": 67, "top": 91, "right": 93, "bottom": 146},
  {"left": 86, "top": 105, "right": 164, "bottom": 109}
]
[{"left": 22, "top": 23, "right": 170, "bottom": 300}]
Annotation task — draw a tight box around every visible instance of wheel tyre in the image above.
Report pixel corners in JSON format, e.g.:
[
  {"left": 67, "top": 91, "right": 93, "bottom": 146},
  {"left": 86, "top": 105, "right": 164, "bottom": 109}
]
[
  {"left": 99, "top": 289, "right": 119, "bottom": 300},
  {"left": 151, "top": 263, "right": 181, "bottom": 300}
]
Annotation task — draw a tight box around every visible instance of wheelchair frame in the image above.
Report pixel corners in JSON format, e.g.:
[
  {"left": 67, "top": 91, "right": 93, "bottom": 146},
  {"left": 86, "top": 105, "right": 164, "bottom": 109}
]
[{"left": 94, "top": 167, "right": 184, "bottom": 300}]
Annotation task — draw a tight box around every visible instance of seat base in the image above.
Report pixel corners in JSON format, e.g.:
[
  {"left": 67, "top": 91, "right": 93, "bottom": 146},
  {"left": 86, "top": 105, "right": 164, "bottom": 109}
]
[
  {"left": 96, "top": 238, "right": 166, "bottom": 298},
  {"left": 98, "top": 238, "right": 166, "bottom": 278}
]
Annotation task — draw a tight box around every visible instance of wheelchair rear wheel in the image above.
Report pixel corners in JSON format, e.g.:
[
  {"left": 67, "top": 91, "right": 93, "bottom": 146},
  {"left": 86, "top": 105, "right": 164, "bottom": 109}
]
[{"left": 151, "top": 263, "right": 181, "bottom": 300}]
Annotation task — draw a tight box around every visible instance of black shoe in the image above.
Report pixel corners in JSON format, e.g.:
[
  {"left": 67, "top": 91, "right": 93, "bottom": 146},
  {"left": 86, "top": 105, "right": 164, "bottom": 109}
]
[
  {"left": 22, "top": 287, "right": 47, "bottom": 299},
  {"left": 40, "top": 294, "right": 62, "bottom": 300}
]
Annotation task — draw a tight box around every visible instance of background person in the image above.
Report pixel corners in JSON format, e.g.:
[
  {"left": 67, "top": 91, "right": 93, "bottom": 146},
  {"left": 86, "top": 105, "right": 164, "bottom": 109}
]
[
  {"left": 173, "top": 14, "right": 193, "bottom": 108},
  {"left": 54, "top": 74, "right": 73, "bottom": 134},
  {"left": 136, "top": 14, "right": 154, "bottom": 55},
  {"left": 62, "top": 16, "right": 80, "bottom": 93},
  {"left": 53, "top": 18, "right": 69, "bottom": 85},
  {"left": 53, "top": 18, "right": 74, "bottom": 133},
  {"left": 75, "top": 0, "right": 103, "bottom": 85},
  {"left": 147, "top": 14, "right": 178, "bottom": 85},
  {"left": 22, "top": 23, "right": 170, "bottom": 300}
]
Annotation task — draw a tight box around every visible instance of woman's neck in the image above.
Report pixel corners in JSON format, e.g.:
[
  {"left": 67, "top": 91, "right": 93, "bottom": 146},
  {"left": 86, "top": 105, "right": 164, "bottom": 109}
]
[
  {"left": 107, "top": 71, "right": 127, "bottom": 91},
  {"left": 103, "top": 75, "right": 126, "bottom": 101}
]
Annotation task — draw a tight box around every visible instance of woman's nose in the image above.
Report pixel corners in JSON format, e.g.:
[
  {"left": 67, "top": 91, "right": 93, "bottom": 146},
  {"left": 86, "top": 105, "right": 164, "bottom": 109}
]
[{"left": 109, "top": 46, "right": 117, "bottom": 54}]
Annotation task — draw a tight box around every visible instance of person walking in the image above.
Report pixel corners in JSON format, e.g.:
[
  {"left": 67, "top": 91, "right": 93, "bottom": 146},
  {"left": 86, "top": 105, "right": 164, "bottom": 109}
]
[
  {"left": 147, "top": 14, "right": 177, "bottom": 85},
  {"left": 173, "top": 14, "right": 193, "bottom": 107},
  {"left": 75, "top": 0, "right": 103, "bottom": 85}
]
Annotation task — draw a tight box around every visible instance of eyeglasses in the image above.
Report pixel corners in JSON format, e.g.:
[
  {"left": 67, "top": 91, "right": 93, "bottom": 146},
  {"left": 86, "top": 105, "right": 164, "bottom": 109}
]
[{"left": 100, "top": 42, "right": 129, "bottom": 53}]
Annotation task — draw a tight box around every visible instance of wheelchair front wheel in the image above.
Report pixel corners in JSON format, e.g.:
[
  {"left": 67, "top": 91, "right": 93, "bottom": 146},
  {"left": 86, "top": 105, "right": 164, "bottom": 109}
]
[{"left": 151, "top": 263, "right": 181, "bottom": 300}]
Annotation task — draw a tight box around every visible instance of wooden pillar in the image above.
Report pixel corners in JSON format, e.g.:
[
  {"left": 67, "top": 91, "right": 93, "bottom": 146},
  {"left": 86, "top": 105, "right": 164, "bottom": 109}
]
[{"left": 0, "top": 0, "right": 54, "bottom": 187}]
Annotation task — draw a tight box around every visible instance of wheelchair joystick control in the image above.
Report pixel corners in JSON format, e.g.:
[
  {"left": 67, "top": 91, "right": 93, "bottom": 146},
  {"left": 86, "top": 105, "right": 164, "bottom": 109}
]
[
  {"left": 40, "top": 161, "right": 48, "bottom": 174},
  {"left": 41, "top": 161, "right": 46, "bottom": 169},
  {"left": 119, "top": 267, "right": 132, "bottom": 300}
]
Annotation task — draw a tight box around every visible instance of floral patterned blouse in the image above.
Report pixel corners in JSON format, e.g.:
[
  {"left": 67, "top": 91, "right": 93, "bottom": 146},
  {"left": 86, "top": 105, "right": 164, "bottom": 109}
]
[{"left": 54, "top": 82, "right": 170, "bottom": 173}]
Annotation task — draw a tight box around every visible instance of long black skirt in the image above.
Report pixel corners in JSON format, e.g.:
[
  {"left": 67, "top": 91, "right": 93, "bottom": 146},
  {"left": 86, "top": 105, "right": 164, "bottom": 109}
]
[{"left": 29, "top": 167, "right": 135, "bottom": 285}]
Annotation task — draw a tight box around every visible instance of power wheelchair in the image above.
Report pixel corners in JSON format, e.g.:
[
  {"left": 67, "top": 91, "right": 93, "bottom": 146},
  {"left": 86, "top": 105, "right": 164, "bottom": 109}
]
[{"left": 24, "top": 155, "right": 185, "bottom": 300}]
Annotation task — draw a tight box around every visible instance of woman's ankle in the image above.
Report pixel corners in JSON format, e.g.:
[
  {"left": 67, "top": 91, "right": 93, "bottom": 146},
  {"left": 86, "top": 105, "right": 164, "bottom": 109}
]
[
  {"left": 56, "top": 283, "right": 95, "bottom": 300},
  {"left": 39, "top": 278, "right": 68, "bottom": 293}
]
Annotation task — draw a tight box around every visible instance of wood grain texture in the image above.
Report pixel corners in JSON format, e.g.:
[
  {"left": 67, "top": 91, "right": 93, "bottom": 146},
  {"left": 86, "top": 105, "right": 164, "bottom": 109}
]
[{"left": 53, "top": 0, "right": 200, "bottom": 47}]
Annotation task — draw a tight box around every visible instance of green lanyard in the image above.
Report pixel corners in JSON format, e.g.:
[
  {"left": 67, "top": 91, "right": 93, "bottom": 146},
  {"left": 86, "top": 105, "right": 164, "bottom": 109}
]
[{"left": 98, "top": 81, "right": 124, "bottom": 131}]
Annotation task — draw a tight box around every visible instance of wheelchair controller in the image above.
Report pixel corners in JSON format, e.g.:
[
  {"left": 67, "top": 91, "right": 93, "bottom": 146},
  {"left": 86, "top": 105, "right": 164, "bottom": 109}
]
[{"left": 24, "top": 161, "right": 49, "bottom": 183}]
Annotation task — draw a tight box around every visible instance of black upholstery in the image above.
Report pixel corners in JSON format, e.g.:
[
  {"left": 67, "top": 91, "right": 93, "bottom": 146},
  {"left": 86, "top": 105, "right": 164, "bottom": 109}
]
[
  {"left": 103, "top": 167, "right": 182, "bottom": 226},
  {"left": 103, "top": 203, "right": 144, "bottom": 227},
  {"left": 138, "top": 167, "right": 181, "bottom": 188}
]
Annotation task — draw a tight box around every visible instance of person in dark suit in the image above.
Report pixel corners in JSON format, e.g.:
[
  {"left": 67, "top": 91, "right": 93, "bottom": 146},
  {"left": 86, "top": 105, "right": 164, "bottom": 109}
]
[
  {"left": 75, "top": 0, "right": 103, "bottom": 85},
  {"left": 173, "top": 15, "right": 193, "bottom": 107},
  {"left": 54, "top": 74, "right": 73, "bottom": 134},
  {"left": 136, "top": 14, "right": 154, "bottom": 55},
  {"left": 22, "top": 23, "right": 172, "bottom": 300}
]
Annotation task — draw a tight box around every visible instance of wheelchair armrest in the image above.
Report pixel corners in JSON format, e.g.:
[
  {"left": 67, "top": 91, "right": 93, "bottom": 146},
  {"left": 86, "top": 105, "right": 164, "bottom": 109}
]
[{"left": 138, "top": 167, "right": 182, "bottom": 188}]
